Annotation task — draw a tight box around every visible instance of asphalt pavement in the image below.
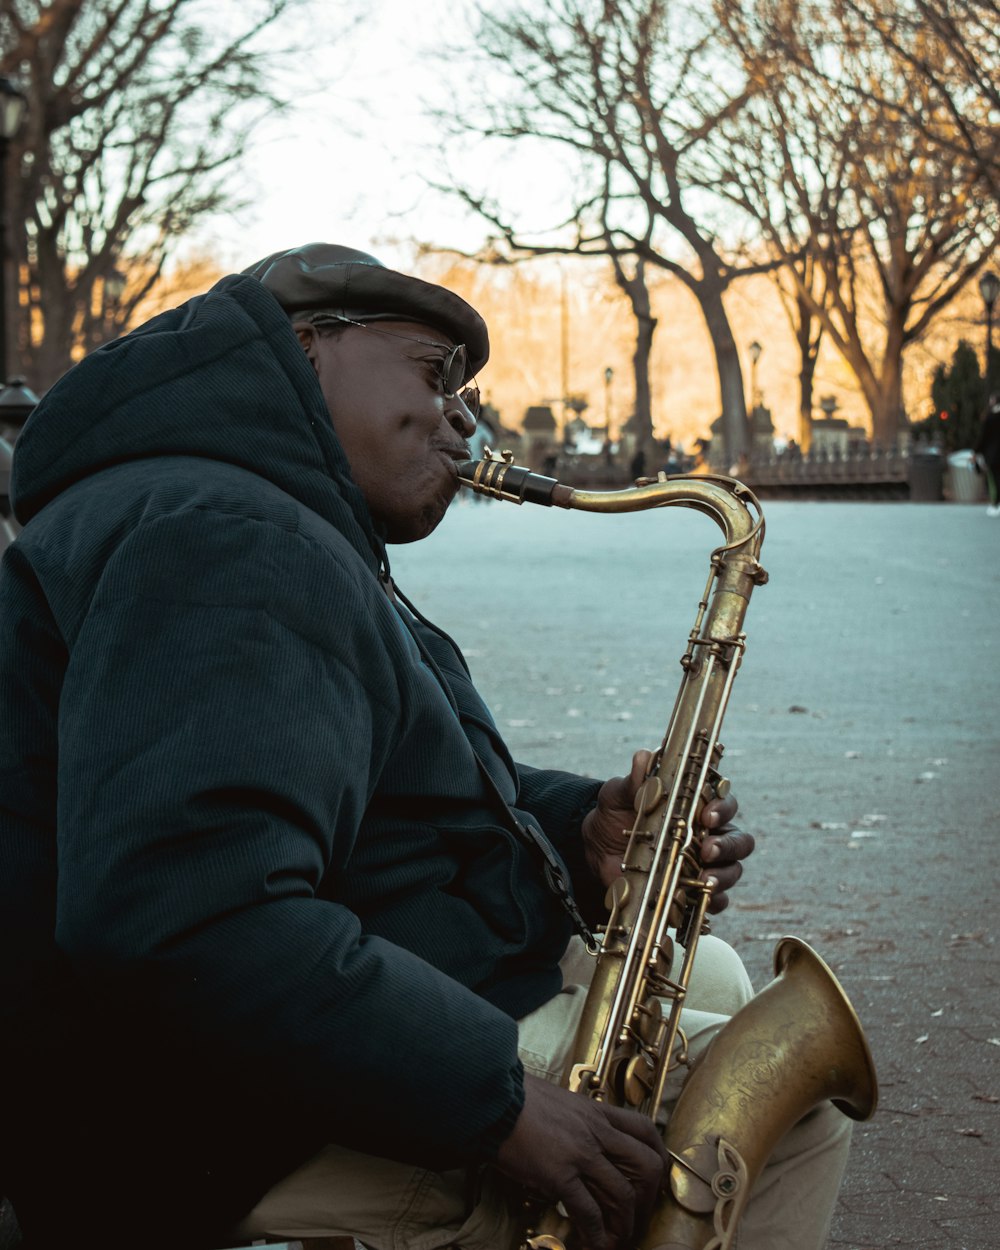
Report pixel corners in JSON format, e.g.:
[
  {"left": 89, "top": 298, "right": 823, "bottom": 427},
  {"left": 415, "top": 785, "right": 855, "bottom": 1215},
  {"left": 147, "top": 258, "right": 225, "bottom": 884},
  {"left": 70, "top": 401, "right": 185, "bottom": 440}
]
[{"left": 392, "top": 489, "right": 1000, "bottom": 1250}]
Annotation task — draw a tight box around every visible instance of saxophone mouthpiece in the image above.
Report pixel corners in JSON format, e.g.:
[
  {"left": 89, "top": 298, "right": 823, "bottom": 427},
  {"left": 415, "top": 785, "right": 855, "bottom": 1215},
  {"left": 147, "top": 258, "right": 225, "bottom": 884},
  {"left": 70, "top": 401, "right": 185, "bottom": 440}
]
[{"left": 458, "top": 449, "right": 570, "bottom": 507}]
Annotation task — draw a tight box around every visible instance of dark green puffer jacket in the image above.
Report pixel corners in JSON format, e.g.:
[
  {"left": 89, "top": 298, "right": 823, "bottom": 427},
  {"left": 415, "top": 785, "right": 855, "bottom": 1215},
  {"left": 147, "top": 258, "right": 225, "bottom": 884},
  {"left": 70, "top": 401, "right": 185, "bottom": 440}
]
[{"left": 0, "top": 275, "right": 601, "bottom": 1247}]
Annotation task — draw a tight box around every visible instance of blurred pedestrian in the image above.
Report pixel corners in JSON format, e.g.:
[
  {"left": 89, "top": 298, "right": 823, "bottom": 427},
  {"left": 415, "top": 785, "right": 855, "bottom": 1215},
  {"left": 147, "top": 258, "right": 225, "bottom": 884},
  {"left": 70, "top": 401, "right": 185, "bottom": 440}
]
[
  {"left": 690, "top": 437, "right": 712, "bottom": 476},
  {"left": 974, "top": 394, "right": 1000, "bottom": 516}
]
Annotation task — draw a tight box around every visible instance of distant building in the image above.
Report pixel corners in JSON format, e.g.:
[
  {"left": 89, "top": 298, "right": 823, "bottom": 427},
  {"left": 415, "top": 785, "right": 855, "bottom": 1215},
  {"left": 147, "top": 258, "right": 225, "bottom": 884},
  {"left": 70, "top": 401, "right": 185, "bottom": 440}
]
[{"left": 521, "top": 405, "right": 558, "bottom": 469}]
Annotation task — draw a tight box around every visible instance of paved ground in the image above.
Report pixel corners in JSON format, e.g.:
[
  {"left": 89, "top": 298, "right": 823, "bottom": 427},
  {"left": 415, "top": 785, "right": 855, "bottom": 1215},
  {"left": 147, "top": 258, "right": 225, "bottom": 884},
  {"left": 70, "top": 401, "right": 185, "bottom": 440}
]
[{"left": 392, "top": 491, "right": 1000, "bottom": 1250}]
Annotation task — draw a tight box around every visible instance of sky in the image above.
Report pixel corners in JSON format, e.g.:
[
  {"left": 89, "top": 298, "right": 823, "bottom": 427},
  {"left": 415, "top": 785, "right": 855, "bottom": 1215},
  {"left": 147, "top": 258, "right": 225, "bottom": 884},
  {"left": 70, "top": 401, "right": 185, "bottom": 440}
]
[{"left": 203, "top": 0, "right": 522, "bottom": 274}]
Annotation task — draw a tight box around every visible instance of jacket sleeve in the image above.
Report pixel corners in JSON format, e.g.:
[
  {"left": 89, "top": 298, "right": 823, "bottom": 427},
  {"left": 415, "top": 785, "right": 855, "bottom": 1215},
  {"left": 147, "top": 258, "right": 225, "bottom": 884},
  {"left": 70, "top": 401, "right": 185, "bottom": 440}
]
[{"left": 55, "top": 507, "right": 523, "bottom": 1167}]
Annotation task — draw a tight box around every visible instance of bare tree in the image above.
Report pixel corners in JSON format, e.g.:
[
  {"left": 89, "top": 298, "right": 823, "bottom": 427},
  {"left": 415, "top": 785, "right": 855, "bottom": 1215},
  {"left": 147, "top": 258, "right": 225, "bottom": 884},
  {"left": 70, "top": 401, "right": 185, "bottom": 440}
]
[
  {"left": 832, "top": 1, "right": 1000, "bottom": 197},
  {"left": 713, "top": 0, "right": 1000, "bottom": 447},
  {"left": 0, "top": 0, "right": 307, "bottom": 391},
  {"left": 449, "top": 172, "right": 661, "bottom": 462},
  {"left": 443, "top": 0, "right": 784, "bottom": 467}
]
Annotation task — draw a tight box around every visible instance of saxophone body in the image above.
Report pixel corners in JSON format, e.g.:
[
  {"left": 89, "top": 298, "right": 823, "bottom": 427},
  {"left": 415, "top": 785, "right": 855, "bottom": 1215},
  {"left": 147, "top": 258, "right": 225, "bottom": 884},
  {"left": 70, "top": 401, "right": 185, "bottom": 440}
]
[{"left": 458, "top": 453, "right": 878, "bottom": 1250}]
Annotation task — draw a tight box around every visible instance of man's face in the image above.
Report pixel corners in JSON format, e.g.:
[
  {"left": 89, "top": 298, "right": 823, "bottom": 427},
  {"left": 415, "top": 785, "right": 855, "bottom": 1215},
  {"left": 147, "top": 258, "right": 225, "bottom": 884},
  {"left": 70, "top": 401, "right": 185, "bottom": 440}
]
[{"left": 297, "top": 319, "right": 477, "bottom": 543}]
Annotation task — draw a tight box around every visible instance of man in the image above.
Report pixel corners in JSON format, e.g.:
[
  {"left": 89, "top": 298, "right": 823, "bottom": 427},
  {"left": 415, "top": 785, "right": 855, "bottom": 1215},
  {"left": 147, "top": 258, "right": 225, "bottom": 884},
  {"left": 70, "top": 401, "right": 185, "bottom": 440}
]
[{"left": 0, "top": 245, "right": 848, "bottom": 1250}]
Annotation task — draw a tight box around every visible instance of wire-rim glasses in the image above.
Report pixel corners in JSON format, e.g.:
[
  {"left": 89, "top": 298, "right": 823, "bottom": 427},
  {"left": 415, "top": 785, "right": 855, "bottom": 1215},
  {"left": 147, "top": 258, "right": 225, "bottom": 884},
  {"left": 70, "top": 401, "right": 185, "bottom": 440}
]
[{"left": 309, "top": 314, "right": 480, "bottom": 417}]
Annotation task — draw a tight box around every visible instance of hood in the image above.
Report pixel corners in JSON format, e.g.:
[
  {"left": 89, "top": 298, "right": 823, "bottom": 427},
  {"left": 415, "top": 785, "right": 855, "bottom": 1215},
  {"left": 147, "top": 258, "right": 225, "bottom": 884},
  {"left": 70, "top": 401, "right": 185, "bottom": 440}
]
[{"left": 10, "top": 274, "right": 378, "bottom": 559}]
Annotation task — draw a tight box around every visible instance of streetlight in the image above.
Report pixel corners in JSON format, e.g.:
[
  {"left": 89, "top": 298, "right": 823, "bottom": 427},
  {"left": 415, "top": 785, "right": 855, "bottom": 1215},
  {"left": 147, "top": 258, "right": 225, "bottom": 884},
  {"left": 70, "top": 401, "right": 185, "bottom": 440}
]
[
  {"left": 748, "top": 340, "right": 762, "bottom": 410},
  {"left": 979, "top": 270, "right": 1000, "bottom": 405},
  {"left": 603, "top": 366, "right": 614, "bottom": 438},
  {"left": 0, "top": 77, "right": 28, "bottom": 385}
]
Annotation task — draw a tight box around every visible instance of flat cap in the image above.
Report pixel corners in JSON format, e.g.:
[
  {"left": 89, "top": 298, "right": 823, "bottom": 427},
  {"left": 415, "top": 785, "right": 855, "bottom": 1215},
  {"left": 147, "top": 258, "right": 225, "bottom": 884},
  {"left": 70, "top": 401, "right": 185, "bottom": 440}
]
[{"left": 243, "top": 243, "right": 489, "bottom": 380}]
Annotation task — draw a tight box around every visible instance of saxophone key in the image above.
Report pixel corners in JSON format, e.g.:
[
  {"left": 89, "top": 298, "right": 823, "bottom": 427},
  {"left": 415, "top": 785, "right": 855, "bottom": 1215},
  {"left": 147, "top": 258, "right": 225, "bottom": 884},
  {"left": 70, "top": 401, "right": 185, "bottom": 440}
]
[
  {"left": 620, "top": 1050, "right": 656, "bottom": 1106},
  {"left": 567, "top": 1063, "right": 599, "bottom": 1094},
  {"left": 632, "top": 997, "right": 663, "bottom": 1045},
  {"left": 633, "top": 774, "right": 664, "bottom": 814}
]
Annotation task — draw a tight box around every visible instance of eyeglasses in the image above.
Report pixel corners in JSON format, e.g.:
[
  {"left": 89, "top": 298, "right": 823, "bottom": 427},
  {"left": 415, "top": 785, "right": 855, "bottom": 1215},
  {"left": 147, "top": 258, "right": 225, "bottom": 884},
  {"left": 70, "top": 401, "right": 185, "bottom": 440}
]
[{"left": 309, "top": 314, "right": 480, "bottom": 417}]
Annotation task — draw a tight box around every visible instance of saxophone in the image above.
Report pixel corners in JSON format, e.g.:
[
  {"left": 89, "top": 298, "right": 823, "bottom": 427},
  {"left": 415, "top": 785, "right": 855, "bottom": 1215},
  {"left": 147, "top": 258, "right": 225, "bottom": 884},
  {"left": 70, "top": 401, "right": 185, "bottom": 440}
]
[{"left": 458, "top": 452, "right": 878, "bottom": 1250}]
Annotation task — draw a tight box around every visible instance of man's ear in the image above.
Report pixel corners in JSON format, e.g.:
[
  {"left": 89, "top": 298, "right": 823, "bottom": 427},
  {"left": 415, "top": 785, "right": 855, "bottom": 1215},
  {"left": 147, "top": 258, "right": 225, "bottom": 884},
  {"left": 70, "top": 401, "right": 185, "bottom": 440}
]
[{"left": 292, "top": 322, "right": 318, "bottom": 366}]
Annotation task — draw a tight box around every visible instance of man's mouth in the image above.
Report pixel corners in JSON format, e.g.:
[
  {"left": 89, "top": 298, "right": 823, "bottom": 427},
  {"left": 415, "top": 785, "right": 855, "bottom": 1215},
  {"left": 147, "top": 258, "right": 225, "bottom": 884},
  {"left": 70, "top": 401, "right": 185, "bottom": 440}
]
[{"left": 436, "top": 444, "right": 470, "bottom": 474}]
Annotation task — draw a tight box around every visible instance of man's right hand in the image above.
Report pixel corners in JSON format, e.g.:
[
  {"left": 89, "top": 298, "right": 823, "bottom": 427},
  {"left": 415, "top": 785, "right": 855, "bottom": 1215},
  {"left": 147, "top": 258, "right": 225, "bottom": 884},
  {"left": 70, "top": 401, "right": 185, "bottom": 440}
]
[{"left": 493, "top": 1073, "right": 669, "bottom": 1250}]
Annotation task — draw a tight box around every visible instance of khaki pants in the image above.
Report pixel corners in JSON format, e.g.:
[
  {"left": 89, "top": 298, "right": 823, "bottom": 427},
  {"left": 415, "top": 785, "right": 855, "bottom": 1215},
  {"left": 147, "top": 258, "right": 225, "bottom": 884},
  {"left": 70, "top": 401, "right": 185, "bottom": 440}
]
[{"left": 233, "top": 937, "right": 852, "bottom": 1250}]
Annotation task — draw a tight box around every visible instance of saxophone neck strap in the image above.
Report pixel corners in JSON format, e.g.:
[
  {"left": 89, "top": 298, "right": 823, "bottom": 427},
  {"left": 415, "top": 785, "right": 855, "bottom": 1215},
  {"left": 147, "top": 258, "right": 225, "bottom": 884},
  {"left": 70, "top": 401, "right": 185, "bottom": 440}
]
[{"left": 391, "top": 586, "right": 598, "bottom": 951}]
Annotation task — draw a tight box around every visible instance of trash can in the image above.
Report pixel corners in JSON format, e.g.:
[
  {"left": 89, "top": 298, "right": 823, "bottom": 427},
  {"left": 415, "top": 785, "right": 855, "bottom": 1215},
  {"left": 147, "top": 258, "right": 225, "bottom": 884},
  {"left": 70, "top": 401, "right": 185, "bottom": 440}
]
[
  {"left": 946, "top": 449, "right": 987, "bottom": 503},
  {"left": 908, "top": 451, "right": 944, "bottom": 501}
]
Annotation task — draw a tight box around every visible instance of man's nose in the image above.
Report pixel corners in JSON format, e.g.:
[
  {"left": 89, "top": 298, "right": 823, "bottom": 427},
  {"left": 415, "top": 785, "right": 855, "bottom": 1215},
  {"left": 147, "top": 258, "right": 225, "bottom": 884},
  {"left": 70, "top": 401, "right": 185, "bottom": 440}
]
[{"left": 445, "top": 395, "right": 477, "bottom": 437}]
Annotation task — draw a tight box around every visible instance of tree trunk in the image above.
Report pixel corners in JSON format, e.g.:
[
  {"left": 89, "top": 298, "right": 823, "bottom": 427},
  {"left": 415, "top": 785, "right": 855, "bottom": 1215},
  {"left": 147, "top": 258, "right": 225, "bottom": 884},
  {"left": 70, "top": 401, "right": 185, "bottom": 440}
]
[
  {"left": 871, "top": 359, "right": 905, "bottom": 449},
  {"left": 614, "top": 258, "right": 657, "bottom": 459},
  {"left": 631, "top": 308, "right": 657, "bottom": 457},
  {"left": 33, "top": 235, "right": 77, "bottom": 392},
  {"left": 796, "top": 295, "right": 819, "bottom": 453},
  {"left": 870, "top": 315, "right": 907, "bottom": 449},
  {"left": 698, "top": 281, "right": 748, "bottom": 467}
]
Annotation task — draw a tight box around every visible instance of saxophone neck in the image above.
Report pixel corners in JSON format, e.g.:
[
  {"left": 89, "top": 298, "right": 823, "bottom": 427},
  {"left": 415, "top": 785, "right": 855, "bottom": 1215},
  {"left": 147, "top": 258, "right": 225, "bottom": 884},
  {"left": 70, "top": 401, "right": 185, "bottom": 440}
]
[{"left": 458, "top": 451, "right": 768, "bottom": 585}]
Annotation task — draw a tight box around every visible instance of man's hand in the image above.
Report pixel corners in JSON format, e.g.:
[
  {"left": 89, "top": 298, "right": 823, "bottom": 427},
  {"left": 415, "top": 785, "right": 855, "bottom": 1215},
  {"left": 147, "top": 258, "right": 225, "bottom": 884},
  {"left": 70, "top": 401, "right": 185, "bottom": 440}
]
[
  {"left": 493, "top": 1074, "right": 669, "bottom": 1250},
  {"left": 581, "top": 750, "right": 755, "bottom": 912},
  {"left": 698, "top": 787, "right": 754, "bottom": 914},
  {"left": 581, "top": 750, "right": 652, "bottom": 889}
]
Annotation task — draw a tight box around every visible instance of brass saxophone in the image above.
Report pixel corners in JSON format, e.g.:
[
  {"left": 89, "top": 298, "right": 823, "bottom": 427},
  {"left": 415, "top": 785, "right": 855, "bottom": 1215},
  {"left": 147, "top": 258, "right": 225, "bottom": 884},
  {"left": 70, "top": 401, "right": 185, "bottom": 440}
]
[{"left": 458, "top": 452, "right": 878, "bottom": 1250}]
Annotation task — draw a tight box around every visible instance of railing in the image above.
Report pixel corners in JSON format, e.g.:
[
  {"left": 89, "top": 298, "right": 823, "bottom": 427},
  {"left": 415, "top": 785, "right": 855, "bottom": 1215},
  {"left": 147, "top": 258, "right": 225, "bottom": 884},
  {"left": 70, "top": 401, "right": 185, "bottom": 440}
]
[
  {"left": 546, "top": 443, "right": 951, "bottom": 501},
  {"left": 741, "top": 446, "right": 914, "bottom": 497}
]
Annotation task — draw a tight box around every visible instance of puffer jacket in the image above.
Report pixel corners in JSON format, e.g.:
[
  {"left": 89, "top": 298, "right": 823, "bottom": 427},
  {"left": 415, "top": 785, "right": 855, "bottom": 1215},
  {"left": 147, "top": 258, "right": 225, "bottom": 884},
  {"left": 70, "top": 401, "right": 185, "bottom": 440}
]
[{"left": 0, "top": 274, "right": 601, "bottom": 1247}]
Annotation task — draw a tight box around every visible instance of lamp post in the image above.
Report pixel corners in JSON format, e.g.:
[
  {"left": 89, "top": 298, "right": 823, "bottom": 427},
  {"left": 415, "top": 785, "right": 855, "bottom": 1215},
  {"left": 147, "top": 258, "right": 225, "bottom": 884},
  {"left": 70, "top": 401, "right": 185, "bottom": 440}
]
[
  {"left": 748, "top": 340, "right": 762, "bottom": 410},
  {"left": 816, "top": 394, "right": 838, "bottom": 459},
  {"left": 980, "top": 270, "right": 1000, "bottom": 407},
  {"left": 0, "top": 77, "right": 28, "bottom": 385},
  {"left": 603, "top": 366, "right": 614, "bottom": 439}
]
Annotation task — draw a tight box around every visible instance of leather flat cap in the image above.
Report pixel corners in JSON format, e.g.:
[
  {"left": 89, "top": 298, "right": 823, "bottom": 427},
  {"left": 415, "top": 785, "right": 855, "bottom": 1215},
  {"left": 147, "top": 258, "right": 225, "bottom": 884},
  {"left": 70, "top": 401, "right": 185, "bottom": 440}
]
[{"left": 243, "top": 243, "right": 489, "bottom": 380}]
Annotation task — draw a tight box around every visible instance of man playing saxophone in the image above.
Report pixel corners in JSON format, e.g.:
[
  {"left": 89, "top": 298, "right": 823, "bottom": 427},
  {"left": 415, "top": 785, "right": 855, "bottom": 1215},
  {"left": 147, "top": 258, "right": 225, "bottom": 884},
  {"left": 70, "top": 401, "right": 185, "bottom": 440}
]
[{"left": 0, "top": 245, "right": 852, "bottom": 1250}]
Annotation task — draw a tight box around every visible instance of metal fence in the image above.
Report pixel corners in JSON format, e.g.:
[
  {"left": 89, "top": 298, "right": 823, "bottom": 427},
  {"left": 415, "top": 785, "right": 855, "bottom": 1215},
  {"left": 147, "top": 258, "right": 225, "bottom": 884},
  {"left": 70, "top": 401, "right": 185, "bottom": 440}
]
[{"left": 741, "top": 446, "right": 916, "bottom": 499}]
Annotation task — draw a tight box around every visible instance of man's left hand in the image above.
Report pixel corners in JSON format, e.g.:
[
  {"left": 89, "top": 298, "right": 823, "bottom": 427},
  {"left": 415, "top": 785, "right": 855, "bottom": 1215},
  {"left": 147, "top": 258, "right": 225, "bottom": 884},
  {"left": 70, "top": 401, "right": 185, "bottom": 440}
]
[{"left": 581, "top": 749, "right": 755, "bottom": 912}]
